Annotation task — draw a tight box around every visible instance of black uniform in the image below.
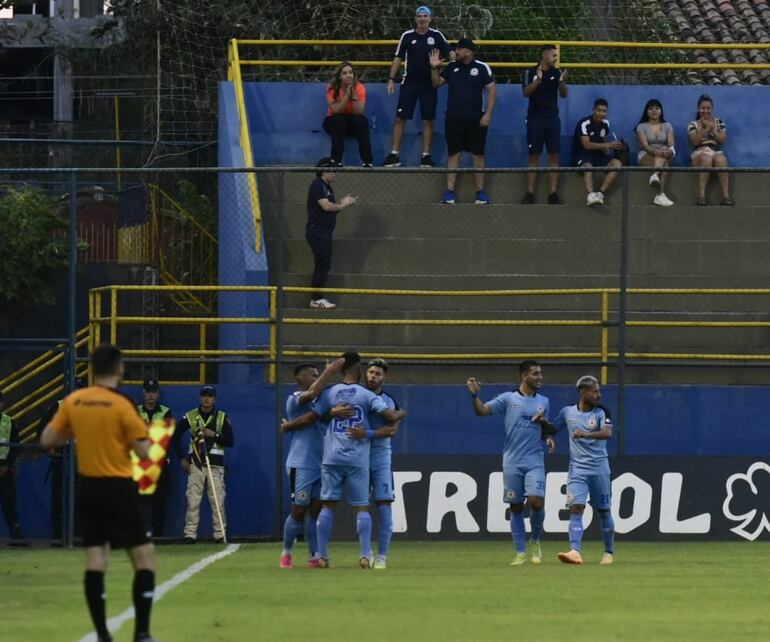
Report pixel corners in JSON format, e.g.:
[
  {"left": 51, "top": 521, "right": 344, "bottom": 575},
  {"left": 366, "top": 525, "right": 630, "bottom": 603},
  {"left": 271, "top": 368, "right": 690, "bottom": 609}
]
[{"left": 305, "top": 177, "right": 337, "bottom": 300}]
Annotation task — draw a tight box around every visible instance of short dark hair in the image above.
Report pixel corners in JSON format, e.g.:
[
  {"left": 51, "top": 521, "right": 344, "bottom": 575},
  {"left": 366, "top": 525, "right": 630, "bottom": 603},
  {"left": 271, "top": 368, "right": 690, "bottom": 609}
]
[
  {"left": 341, "top": 351, "right": 361, "bottom": 373},
  {"left": 519, "top": 359, "right": 540, "bottom": 376},
  {"left": 91, "top": 344, "right": 123, "bottom": 378},
  {"left": 540, "top": 44, "right": 557, "bottom": 58},
  {"left": 594, "top": 98, "right": 608, "bottom": 108},
  {"left": 367, "top": 358, "right": 388, "bottom": 372},
  {"left": 294, "top": 362, "right": 317, "bottom": 376}
]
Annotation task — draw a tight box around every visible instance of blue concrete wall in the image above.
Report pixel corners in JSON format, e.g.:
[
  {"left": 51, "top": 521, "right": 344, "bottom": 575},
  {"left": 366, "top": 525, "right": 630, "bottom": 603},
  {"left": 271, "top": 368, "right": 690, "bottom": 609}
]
[
  {"left": 244, "top": 82, "right": 768, "bottom": 167},
  {"left": 9, "top": 383, "right": 770, "bottom": 539},
  {"left": 217, "top": 82, "right": 270, "bottom": 383}
]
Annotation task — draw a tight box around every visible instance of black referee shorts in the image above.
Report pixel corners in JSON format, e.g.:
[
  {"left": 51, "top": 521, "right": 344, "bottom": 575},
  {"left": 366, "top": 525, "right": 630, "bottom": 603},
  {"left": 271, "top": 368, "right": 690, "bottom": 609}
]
[
  {"left": 78, "top": 476, "right": 150, "bottom": 549},
  {"left": 445, "top": 115, "right": 488, "bottom": 156}
]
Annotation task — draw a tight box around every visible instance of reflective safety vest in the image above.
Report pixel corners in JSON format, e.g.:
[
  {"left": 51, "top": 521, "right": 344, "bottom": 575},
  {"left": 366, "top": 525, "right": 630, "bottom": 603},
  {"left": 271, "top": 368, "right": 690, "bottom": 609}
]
[
  {"left": 185, "top": 409, "right": 227, "bottom": 459},
  {"left": 137, "top": 404, "right": 170, "bottom": 423},
  {"left": 0, "top": 414, "right": 12, "bottom": 461}
]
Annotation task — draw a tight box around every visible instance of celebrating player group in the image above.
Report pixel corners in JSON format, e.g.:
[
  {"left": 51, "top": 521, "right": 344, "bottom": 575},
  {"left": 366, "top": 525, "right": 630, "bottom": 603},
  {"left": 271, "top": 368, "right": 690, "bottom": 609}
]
[{"left": 280, "top": 354, "right": 614, "bottom": 569}]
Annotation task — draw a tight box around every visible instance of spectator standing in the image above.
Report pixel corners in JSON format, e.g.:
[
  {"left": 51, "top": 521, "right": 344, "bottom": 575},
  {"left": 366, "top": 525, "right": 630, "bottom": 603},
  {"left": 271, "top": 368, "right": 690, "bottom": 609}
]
[
  {"left": 688, "top": 95, "right": 732, "bottom": 206},
  {"left": 573, "top": 98, "right": 625, "bottom": 206},
  {"left": 0, "top": 389, "right": 21, "bottom": 540},
  {"left": 384, "top": 5, "right": 452, "bottom": 168},
  {"left": 137, "top": 378, "right": 174, "bottom": 537},
  {"left": 430, "top": 39, "right": 496, "bottom": 205},
  {"left": 322, "top": 62, "right": 374, "bottom": 167},
  {"left": 636, "top": 98, "right": 675, "bottom": 207},
  {"left": 522, "top": 44, "right": 568, "bottom": 204},
  {"left": 305, "top": 158, "right": 358, "bottom": 310},
  {"left": 177, "top": 385, "right": 234, "bottom": 543}
]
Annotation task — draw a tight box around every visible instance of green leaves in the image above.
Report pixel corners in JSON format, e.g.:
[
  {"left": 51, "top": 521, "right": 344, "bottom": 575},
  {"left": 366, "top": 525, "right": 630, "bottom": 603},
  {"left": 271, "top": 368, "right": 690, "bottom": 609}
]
[{"left": 0, "top": 186, "right": 68, "bottom": 306}]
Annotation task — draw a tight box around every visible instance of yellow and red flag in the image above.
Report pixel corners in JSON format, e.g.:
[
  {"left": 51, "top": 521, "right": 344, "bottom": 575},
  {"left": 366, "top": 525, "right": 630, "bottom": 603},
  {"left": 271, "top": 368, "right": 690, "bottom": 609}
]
[{"left": 131, "top": 417, "right": 176, "bottom": 495}]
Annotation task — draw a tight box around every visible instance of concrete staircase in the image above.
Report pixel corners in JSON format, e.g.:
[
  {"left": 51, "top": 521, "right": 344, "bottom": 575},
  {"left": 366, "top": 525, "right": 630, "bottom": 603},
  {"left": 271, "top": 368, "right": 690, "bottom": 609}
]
[{"left": 259, "top": 170, "right": 770, "bottom": 384}]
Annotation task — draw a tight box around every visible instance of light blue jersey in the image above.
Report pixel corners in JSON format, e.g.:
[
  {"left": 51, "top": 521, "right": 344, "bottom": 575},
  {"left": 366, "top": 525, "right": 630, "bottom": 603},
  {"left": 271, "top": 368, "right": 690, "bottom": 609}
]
[
  {"left": 486, "top": 390, "right": 549, "bottom": 470},
  {"left": 553, "top": 404, "right": 612, "bottom": 475},
  {"left": 369, "top": 391, "right": 399, "bottom": 469},
  {"left": 285, "top": 391, "right": 325, "bottom": 470},
  {"left": 314, "top": 383, "right": 388, "bottom": 467}
]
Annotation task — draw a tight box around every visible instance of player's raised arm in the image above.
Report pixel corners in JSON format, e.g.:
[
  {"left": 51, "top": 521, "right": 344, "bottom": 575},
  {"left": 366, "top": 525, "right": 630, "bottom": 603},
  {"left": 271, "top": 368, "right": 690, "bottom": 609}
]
[
  {"left": 467, "top": 377, "right": 492, "bottom": 416},
  {"left": 298, "top": 357, "right": 345, "bottom": 404}
]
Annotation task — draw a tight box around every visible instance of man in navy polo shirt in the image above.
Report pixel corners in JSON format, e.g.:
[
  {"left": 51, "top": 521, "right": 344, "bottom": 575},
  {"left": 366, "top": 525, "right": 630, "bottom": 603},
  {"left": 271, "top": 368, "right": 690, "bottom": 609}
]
[
  {"left": 522, "top": 44, "right": 568, "bottom": 205},
  {"left": 305, "top": 158, "right": 358, "bottom": 310},
  {"left": 383, "top": 6, "right": 452, "bottom": 168},
  {"left": 430, "top": 39, "right": 496, "bottom": 205},
  {"left": 573, "top": 98, "right": 625, "bottom": 206}
]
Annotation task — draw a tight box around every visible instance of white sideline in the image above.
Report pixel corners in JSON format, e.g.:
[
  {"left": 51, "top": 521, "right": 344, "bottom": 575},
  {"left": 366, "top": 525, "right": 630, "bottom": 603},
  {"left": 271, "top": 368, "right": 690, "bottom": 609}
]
[{"left": 77, "top": 543, "right": 241, "bottom": 642}]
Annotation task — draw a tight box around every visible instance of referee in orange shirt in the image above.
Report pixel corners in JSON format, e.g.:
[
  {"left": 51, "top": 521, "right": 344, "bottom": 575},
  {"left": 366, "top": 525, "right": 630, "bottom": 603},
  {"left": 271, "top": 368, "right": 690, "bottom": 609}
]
[{"left": 41, "top": 344, "right": 157, "bottom": 642}]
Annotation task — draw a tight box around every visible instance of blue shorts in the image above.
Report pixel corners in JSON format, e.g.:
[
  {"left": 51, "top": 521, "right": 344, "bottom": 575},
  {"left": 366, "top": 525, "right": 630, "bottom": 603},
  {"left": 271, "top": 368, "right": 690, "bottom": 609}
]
[
  {"left": 396, "top": 81, "right": 438, "bottom": 121},
  {"left": 321, "top": 464, "right": 370, "bottom": 506},
  {"left": 287, "top": 466, "right": 321, "bottom": 507},
  {"left": 526, "top": 113, "right": 561, "bottom": 155},
  {"left": 503, "top": 465, "right": 546, "bottom": 504},
  {"left": 577, "top": 151, "right": 612, "bottom": 168},
  {"left": 566, "top": 472, "right": 612, "bottom": 510},
  {"left": 370, "top": 465, "right": 395, "bottom": 502}
]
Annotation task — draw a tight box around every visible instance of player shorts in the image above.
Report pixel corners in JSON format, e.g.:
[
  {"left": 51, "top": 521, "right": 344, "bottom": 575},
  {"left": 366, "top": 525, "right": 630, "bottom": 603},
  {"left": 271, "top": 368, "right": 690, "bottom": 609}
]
[
  {"left": 445, "top": 115, "right": 488, "bottom": 156},
  {"left": 287, "top": 466, "right": 321, "bottom": 507},
  {"left": 566, "top": 472, "right": 612, "bottom": 510},
  {"left": 577, "top": 150, "right": 612, "bottom": 168},
  {"left": 370, "top": 465, "right": 395, "bottom": 502},
  {"left": 77, "top": 476, "right": 149, "bottom": 549},
  {"left": 321, "top": 464, "right": 370, "bottom": 506},
  {"left": 503, "top": 465, "right": 546, "bottom": 504},
  {"left": 396, "top": 81, "right": 438, "bottom": 121},
  {"left": 526, "top": 113, "right": 561, "bottom": 154}
]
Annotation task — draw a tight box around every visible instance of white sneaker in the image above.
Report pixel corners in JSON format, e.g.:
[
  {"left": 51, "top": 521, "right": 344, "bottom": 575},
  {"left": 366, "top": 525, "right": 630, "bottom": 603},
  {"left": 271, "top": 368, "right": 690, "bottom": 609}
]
[
  {"left": 653, "top": 193, "right": 674, "bottom": 207},
  {"left": 649, "top": 172, "right": 660, "bottom": 187},
  {"left": 309, "top": 298, "right": 337, "bottom": 309},
  {"left": 586, "top": 192, "right": 598, "bottom": 206},
  {"left": 373, "top": 554, "right": 387, "bottom": 570},
  {"left": 594, "top": 191, "right": 605, "bottom": 205}
]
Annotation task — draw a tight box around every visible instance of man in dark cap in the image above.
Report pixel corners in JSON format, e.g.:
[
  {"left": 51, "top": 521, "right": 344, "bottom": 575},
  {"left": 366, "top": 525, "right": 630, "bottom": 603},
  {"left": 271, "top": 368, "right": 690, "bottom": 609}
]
[
  {"left": 0, "top": 388, "right": 22, "bottom": 540},
  {"left": 305, "top": 157, "right": 358, "bottom": 310},
  {"left": 176, "top": 385, "right": 234, "bottom": 543},
  {"left": 137, "top": 378, "right": 174, "bottom": 537}
]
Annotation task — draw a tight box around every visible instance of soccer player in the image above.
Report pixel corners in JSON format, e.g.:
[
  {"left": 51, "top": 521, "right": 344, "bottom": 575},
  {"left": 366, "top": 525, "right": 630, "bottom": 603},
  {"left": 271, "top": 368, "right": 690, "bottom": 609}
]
[
  {"left": 279, "top": 358, "right": 349, "bottom": 569},
  {"left": 41, "top": 344, "right": 157, "bottom": 642},
  {"left": 573, "top": 98, "right": 625, "bottom": 206},
  {"left": 467, "top": 360, "right": 550, "bottom": 566},
  {"left": 383, "top": 5, "right": 451, "bottom": 167},
  {"left": 547, "top": 375, "right": 615, "bottom": 566},
  {"left": 522, "top": 44, "right": 568, "bottom": 204},
  {"left": 281, "top": 352, "right": 405, "bottom": 568},
  {"left": 365, "top": 358, "right": 402, "bottom": 569}
]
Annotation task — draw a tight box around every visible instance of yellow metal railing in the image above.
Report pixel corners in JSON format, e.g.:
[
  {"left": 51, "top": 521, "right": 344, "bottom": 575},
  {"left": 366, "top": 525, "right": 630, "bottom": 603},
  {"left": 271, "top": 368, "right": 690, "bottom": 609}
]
[
  {"left": 227, "top": 39, "right": 262, "bottom": 253},
  {"left": 233, "top": 38, "right": 770, "bottom": 70},
  {"left": 88, "top": 285, "right": 770, "bottom": 387}
]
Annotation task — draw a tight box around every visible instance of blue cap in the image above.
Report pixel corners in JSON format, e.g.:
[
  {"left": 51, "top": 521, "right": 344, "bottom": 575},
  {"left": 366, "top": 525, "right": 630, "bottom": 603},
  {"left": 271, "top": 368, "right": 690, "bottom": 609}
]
[
  {"left": 416, "top": 5, "right": 432, "bottom": 15},
  {"left": 200, "top": 385, "right": 217, "bottom": 396}
]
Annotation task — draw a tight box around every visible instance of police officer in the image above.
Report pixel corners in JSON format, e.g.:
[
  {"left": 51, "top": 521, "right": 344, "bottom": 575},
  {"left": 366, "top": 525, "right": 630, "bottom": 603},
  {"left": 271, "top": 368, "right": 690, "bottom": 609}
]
[
  {"left": 430, "top": 38, "right": 496, "bottom": 205},
  {"left": 522, "top": 44, "right": 569, "bottom": 204},
  {"left": 137, "top": 378, "right": 174, "bottom": 537},
  {"left": 0, "top": 389, "right": 22, "bottom": 540},
  {"left": 383, "top": 5, "right": 452, "bottom": 168},
  {"left": 305, "top": 158, "right": 358, "bottom": 310},
  {"left": 176, "top": 385, "right": 234, "bottom": 543}
]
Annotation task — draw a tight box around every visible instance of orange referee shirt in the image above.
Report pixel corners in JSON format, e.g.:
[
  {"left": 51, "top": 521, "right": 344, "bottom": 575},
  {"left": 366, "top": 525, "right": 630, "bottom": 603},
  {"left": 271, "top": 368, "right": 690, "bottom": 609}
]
[{"left": 49, "top": 386, "right": 149, "bottom": 478}]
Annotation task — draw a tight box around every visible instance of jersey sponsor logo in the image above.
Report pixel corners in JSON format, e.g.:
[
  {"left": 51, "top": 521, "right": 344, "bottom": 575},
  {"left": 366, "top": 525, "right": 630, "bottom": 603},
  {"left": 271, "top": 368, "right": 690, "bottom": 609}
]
[
  {"left": 427, "top": 36, "right": 435, "bottom": 45},
  {"left": 453, "top": 67, "right": 459, "bottom": 72},
  {"left": 336, "top": 388, "right": 356, "bottom": 401},
  {"left": 74, "top": 399, "right": 112, "bottom": 407},
  {"left": 722, "top": 461, "right": 770, "bottom": 541},
  {"left": 470, "top": 67, "right": 479, "bottom": 76}
]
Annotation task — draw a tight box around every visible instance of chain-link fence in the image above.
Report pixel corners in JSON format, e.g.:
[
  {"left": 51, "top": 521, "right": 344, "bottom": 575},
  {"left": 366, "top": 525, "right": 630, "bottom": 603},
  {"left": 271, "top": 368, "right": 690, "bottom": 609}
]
[{"left": 3, "top": 165, "right": 770, "bottom": 542}]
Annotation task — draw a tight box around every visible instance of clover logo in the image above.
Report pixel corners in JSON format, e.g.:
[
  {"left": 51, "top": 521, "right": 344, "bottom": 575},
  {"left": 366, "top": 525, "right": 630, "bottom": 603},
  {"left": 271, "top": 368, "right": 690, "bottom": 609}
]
[{"left": 722, "top": 462, "right": 770, "bottom": 541}]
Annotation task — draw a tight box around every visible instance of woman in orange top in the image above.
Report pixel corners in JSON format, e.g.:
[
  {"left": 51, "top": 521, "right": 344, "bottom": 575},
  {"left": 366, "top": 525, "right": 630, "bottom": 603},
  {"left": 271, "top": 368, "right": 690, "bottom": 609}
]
[{"left": 323, "top": 62, "right": 374, "bottom": 167}]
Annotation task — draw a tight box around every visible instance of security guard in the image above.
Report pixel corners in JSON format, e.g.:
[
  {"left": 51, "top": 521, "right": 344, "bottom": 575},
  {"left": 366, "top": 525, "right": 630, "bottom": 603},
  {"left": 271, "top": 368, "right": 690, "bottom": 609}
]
[
  {"left": 0, "top": 389, "right": 21, "bottom": 540},
  {"left": 137, "top": 378, "right": 174, "bottom": 537},
  {"left": 175, "top": 385, "right": 234, "bottom": 543}
]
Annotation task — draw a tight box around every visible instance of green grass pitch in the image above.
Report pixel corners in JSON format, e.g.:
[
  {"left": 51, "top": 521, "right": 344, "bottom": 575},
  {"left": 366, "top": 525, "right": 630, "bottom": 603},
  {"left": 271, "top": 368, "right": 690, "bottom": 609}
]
[{"left": 3, "top": 541, "right": 770, "bottom": 641}]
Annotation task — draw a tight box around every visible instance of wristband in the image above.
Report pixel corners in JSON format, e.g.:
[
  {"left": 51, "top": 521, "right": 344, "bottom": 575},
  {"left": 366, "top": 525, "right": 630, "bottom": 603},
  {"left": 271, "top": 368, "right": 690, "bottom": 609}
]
[{"left": 366, "top": 430, "right": 375, "bottom": 439}]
